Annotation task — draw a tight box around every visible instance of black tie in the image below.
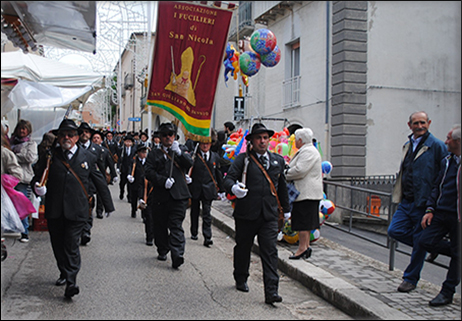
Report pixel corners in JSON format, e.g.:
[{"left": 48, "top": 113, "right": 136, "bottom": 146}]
[
  {"left": 260, "top": 155, "right": 268, "bottom": 169},
  {"left": 203, "top": 153, "right": 208, "bottom": 162}
]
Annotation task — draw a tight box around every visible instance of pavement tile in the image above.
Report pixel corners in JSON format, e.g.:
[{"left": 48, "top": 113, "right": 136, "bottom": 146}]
[{"left": 211, "top": 202, "right": 461, "bottom": 320}]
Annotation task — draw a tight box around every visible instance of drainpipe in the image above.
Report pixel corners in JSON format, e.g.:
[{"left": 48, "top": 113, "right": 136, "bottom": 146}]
[{"left": 325, "top": 1, "right": 331, "bottom": 161}]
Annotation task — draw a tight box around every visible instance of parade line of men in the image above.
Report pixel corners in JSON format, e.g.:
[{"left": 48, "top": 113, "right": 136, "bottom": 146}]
[{"left": 27, "top": 117, "right": 460, "bottom": 307}]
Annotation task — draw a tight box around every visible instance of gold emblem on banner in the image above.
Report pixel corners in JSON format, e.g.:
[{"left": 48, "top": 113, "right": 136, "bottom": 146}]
[{"left": 165, "top": 46, "right": 206, "bottom": 107}]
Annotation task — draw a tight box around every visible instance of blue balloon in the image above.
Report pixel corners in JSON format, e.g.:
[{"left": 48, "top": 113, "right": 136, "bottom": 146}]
[{"left": 322, "top": 161, "right": 333, "bottom": 174}]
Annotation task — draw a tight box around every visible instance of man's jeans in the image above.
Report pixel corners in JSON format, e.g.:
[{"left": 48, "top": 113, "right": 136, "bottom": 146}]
[{"left": 388, "top": 199, "right": 426, "bottom": 286}]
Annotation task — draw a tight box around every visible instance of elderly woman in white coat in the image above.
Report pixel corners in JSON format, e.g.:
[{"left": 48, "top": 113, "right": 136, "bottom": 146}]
[{"left": 285, "top": 128, "right": 324, "bottom": 259}]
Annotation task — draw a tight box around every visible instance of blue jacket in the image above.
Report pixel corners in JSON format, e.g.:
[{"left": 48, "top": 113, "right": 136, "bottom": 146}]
[
  {"left": 392, "top": 132, "right": 448, "bottom": 208},
  {"left": 426, "top": 154, "right": 460, "bottom": 215}
]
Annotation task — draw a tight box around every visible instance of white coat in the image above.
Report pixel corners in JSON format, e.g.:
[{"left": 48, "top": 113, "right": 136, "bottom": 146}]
[{"left": 285, "top": 143, "right": 323, "bottom": 201}]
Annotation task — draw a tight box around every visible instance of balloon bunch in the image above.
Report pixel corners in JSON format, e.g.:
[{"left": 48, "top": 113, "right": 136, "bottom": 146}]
[
  {"left": 268, "top": 128, "right": 298, "bottom": 163},
  {"left": 222, "top": 127, "right": 300, "bottom": 164},
  {"left": 239, "top": 29, "right": 281, "bottom": 78},
  {"left": 224, "top": 43, "right": 249, "bottom": 87},
  {"left": 222, "top": 128, "right": 248, "bottom": 162},
  {"left": 318, "top": 192, "right": 336, "bottom": 228}
]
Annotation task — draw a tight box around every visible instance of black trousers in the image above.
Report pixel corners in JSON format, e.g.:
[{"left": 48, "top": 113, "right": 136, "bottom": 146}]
[
  {"left": 190, "top": 197, "right": 212, "bottom": 241},
  {"left": 96, "top": 191, "right": 104, "bottom": 216},
  {"left": 47, "top": 217, "right": 86, "bottom": 287},
  {"left": 419, "top": 210, "right": 460, "bottom": 297},
  {"left": 82, "top": 196, "right": 95, "bottom": 236},
  {"left": 119, "top": 170, "right": 131, "bottom": 199},
  {"left": 234, "top": 215, "right": 279, "bottom": 298},
  {"left": 152, "top": 198, "right": 188, "bottom": 260},
  {"left": 142, "top": 205, "right": 154, "bottom": 243},
  {"left": 130, "top": 184, "right": 141, "bottom": 215}
]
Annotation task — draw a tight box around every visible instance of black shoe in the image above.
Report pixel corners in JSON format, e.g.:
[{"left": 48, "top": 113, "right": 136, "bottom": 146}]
[
  {"left": 191, "top": 235, "right": 198, "bottom": 241},
  {"left": 131, "top": 212, "right": 136, "bottom": 218},
  {"left": 55, "top": 278, "right": 66, "bottom": 286},
  {"left": 397, "top": 280, "right": 416, "bottom": 293},
  {"left": 119, "top": 193, "right": 124, "bottom": 200},
  {"left": 429, "top": 293, "right": 452, "bottom": 306},
  {"left": 265, "top": 294, "right": 283, "bottom": 304},
  {"left": 426, "top": 252, "right": 439, "bottom": 263},
  {"left": 157, "top": 254, "right": 168, "bottom": 261},
  {"left": 64, "top": 285, "right": 80, "bottom": 298},
  {"left": 172, "top": 256, "right": 184, "bottom": 269},
  {"left": 236, "top": 282, "right": 249, "bottom": 293},
  {"left": 289, "top": 248, "right": 311, "bottom": 260},
  {"left": 80, "top": 234, "right": 91, "bottom": 246},
  {"left": 96, "top": 213, "right": 104, "bottom": 219},
  {"left": 305, "top": 247, "right": 312, "bottom": 259},
  {"left": 203, "top": 239, "right": 213, "bottom": 247},
  {"left": 146, "top": 240, "right": 154, "bottom": 246}
]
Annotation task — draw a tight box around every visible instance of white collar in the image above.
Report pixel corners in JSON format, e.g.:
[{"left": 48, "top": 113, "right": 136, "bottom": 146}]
[
  {"left": 64, "top": 145, "right": 78, "bottom": 155},
  {"left": 257, "top": 151, "right": 269, "bottom": 159}
]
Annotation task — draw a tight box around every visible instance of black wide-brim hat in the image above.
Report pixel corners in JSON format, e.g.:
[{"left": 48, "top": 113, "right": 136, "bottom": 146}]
[
  {"left": 52, "top": 119, "right": 79, "bottom": 135},
  {"left": 158, "top": 122, "right": 177, "bottom": 133},
  {"left": 158, "top": 122, "right": 180, "bottom": 140},
  {"left": 137, "top": 145, "right": 149, "bottom": 153},
  {"left": 124, "top": 135, "right": 135, "bottom": 142},
  {"left": 245, "top": 123, "right": 275, "bottom": 141},
  {"left": 78, "top": 122, "right": 95, "bottom": 135}
]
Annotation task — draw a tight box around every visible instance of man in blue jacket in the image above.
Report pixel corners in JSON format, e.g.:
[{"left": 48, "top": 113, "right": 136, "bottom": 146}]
[
  {"left": 388, "top": 111, "right": 448, "bottom": 293},
  {"left": 419, "top": 124, "right": 460, "bottom": 306}
]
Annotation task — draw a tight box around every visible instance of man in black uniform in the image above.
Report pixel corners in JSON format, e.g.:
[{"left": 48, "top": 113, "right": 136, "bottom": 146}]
[
  {"left": 92, "top": 131, "right": 118, "bottom": 219},
  {"left": 117, "top": 135, "right": 136, "bottom": 202},
  {"left": 32, "top": 119, "right": 115, "bottom": 299},
  {"left": 78, "top": 122, "right": 106, "bottom": 245},
  {"left": 223, "top": 123, "right": 290, "bottom": 305},
  {"left": 145, "top": 123, "right": 193, "bottom": 269},
  {"left": 127, "top": 145, "right": 153, "bottom": 244},
  {"left": 127, "top": 145, "right": 148, "bottom": 219},
  {"left": 189, "top": 138, "right": 225, "bottom": 247}
]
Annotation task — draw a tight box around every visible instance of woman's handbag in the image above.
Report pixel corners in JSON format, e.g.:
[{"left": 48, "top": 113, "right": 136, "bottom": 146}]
[{"left": 287, "top": 181, "right": 300, "bottom": 205}]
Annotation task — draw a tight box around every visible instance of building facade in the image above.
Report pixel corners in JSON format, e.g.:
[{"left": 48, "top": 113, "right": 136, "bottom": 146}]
[{"left": 213, "top": 1, "right": 461, "bottom": 178}]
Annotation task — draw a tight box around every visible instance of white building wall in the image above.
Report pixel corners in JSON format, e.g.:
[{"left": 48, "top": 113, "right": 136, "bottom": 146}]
[{"left": 366, "top": 1, "right": 461, "bottom": 176}]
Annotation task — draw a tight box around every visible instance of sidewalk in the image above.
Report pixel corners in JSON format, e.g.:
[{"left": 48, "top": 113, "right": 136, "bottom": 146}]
[{"left": 210, "top": 201, "right": 461, "bottom": 320}]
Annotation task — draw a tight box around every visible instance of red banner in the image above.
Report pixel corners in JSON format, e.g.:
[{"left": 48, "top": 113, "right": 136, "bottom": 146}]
[{"left": 147, "top": 1, "right": 233, "bottom": 141}]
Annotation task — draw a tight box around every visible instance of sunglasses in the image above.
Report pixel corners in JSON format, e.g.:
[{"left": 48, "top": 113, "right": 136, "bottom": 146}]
[{"left": 161, "top": 132, "right": 175, "bottom": 138}]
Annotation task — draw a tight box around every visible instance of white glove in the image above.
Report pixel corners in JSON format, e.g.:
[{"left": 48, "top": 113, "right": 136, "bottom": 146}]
[
  {"left": 113, "top": 176, "right": 119, "bottom": 183},
  {"left": 116, "top": 168, "right": 121, "bottom": 175},
  {"left": 34, "top": 182, "right": 47, "bottom": 196},
  {"left": 139, "top": 199, "right": 146, "bottom": 206},
  {"left": 165, "top": 177, "right": 175, "bottom": 189},
  {"left": 277, "top": 231, "right": 284, "bottom": 241},
  {"left": 231, "top": 181, "right": 248, "bottom": 199},
  {"left": 284, "top": 212, "right": 291, "bottom": 220},
  {"left": 127, "top": 175, "right": 135, "bottom": 183},
  {"left": 218, "top": 192, "right": 226, "bottom": 201},
  {"left": 171, "top": 141, "right": 181, "bottom": 156},
  {"left": 185, "top": 174, "right": 192, "bottom": 185}
]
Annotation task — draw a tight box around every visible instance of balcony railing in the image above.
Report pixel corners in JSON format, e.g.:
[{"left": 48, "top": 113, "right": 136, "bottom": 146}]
[
  {"left": 228, "top": 2, "right": 254, "bottom": 41},
  {"left": 282, "top": 76, "right": 301, "bottom": 109}
]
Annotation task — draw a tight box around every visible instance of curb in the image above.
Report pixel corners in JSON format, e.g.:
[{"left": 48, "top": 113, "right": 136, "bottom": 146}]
[{"left": 211, "top": 207, "right": 412, "bottom": 320}]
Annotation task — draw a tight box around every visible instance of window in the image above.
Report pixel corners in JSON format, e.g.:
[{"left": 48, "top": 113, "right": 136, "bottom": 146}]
[{"left": 283, "top": 41, "right": 301, "bottom": 109}]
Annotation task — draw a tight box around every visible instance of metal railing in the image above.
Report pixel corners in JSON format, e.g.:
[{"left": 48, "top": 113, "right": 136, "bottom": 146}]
[{"left": 323, "top": 180, "right": 449, "bottom": 271}]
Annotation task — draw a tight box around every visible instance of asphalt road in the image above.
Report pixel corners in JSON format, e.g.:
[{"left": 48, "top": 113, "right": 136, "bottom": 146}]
[{"left": 1, "top": 184, "right": 352, "bottom": 320}]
